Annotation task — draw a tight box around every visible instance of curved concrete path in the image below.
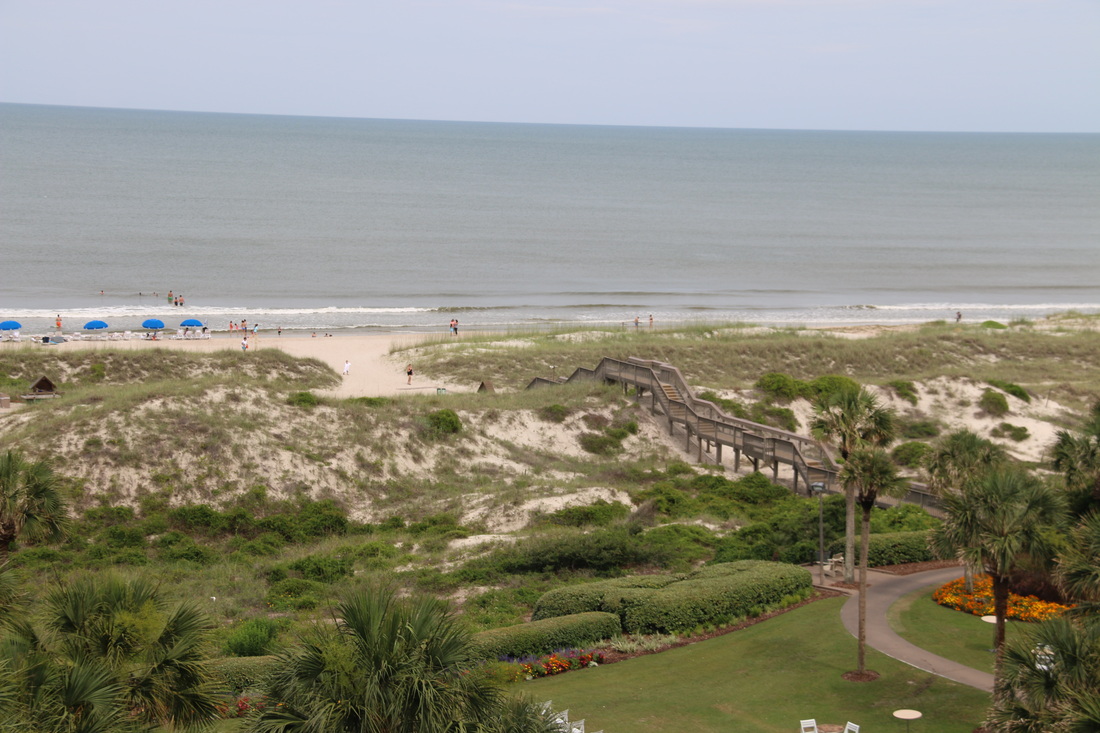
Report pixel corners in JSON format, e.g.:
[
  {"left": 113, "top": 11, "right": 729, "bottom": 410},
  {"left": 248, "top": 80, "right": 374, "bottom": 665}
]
[{"left": 839, "top": 566, "right": 995, "bottom": 692}]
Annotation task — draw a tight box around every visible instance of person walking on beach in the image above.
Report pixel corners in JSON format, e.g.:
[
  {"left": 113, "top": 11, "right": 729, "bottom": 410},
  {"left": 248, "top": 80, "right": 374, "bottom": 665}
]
[
  {"left": 634, "top": 316, "right": 640, "bottom": 328},
  {"left": 406, "top": 363, "right": 413, "bottom": 385},
  {"left": 241, "top": 337, "right": 248, "bottom": 352},
  {"left": 649, "top": 314, "right": 653, "bottom": 328},
  {"left": 55, "top": 315, "right": 62, "bottom": 332},
  {"left": 956, "top": 311, "right": 963, "bottom": 323},
  {"left": 343, "top": 360, "right": 351, "bottom": 376}
]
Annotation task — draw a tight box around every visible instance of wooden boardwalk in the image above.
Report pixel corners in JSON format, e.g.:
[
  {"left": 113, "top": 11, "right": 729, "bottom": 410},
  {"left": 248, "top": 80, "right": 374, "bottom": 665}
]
[{"left": 528, "top": 356, "right": 943, "bottom": 514}]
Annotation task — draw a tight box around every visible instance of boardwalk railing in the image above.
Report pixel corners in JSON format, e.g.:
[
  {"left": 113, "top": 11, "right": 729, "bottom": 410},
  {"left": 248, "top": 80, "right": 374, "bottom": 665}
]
[
  {"left": 528, "top": 356, "right": 943, "bottom": 512},
  {"left": 529, "top": 356, "right": 841, "bottom": 493}
]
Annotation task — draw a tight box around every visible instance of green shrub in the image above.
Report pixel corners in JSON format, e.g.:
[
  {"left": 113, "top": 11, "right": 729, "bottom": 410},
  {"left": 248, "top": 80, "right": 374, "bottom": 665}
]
[
  {"left": 287, "top": 391, "right": 320, "bottom": 408},
  {"left": 157, "top": 536, "right": 218, "bottom": 565},
  {"left": 225, "top": 618, "right": 281, "bottom": 657},
  {"left": 578, "top": 432, "right": 621, "bottom": 455},
  {"left": 237, "top": 532, "right": 286, "bottom": 556},
  {"left": 981, "top": 320, "right": 1008, "bottom": 329},
  {"left": 548, "top": 500, "right": 631, "bottom": 527},
  {"left": 470, "top": 612, "right": 622, "bottom": 660},
  {"left": 266, "top": 578, "right": 325, "bottom": 610},
  {"left": 101, "top": 525, "right": 147, "bottom": 549},
  {"left": 900, "top": 419, "right": 942, "bottom": 439},
  {"left": 461, "top": 527, "right": 668, "bottom": 578},
  {"left": 891, "top": 441, "right": 932, "bottom": 468},
  {"left": 698, "top": 391, "right": 749, "bottom": 419},
  {"left": 287, "top": 553, "right": 353, "bottom": 583},
  {"left": 979, "top": 389, "right": 1010, "bottom": 417},
  {"left": 828, "top": 530, "right": 934, "bottom": 566},
  {"left": 750, "top": 404, "right": 799, "bottom": 432},
  {"left": 643, "top": 524, "right": 717, "bottom": 565},
  {"left": 533, "top": 561, "right": 812, "bottom": 634},
  {"left": 539, "top": 404, "right": 570, "bottom": 423},
  {"left": 869, "top": 504, "right": 940, "bottom": 533},
  {"left": 168, "top": 504, "right": 225, "bottom": 534},
  {"left": 991, "top": 422, "right": 1030, "bottom": 441},
  {"left": 82, "top": 506, "right": 135, "bottom": 528},
  {"left": 987, "top": 379, "right": 1031, "bottom": 403},
  {"left": 208, "top": 656, "right": 279, "bottom": 693},
  {"left": 637, "top": 484, "right": 696, "bottom": 517},
  {"left": 426, "top": 408, "right": 462, "bottom": 434},
  {"left": 754, "top": 373, "right": 810, "bottom": 402},
  {"left": 888, "top": 380, "right": 919, "bottom": 405},
  {"left": 347, "top": 396, "right": 390, "bottom": 407},
  {"left": 808, "top": 375, "right": 860, "bottom": 400}
]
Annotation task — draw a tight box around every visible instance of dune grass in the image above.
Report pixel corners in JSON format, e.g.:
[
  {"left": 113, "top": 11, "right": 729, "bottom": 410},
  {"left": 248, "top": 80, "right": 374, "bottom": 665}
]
[
  {"left": 397, "top": 322, "right": 1100, "bottom": 410},
  {"left": 888, "top": 587, "right": 1025, "bottom": 675},
  {"left": 524, "top": 597, "right": 989, "bottom": 733}
]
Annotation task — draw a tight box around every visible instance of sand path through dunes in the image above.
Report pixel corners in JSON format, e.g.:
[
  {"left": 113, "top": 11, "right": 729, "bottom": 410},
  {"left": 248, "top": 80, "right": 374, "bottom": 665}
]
[{"left": 31, "top": 332, "right": 472, "bottom": 398}]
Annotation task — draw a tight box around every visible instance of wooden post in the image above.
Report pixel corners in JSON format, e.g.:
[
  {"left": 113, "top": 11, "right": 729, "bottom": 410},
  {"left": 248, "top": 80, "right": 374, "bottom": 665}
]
[
  {"left": 752, "top": 456, "right": 759, "bottom": 472},
  {"left": 716, "top": 443, "right": 723, "bottom": 464},
  {"left": 772, "top": 460, "right": 779, "bottom": 481},
  {"left": 734, "top": 448, "right": 741, "bottom": 471}
]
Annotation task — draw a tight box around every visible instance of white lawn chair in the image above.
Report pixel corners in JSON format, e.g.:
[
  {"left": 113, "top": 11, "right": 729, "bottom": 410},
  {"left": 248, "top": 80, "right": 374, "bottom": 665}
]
[
  {"left": 10, "top": 331, "right": 20, "bottom": 343},
  {"left": 844, "top": 724, "right": 859, "bottom": 733},
  {"left": 122, "top": 331, "right": 133, "bottom": 340},
  {"left": 69, "top": 332, "right": 83, "bottom": 340},
  {"left": 170, "top": 329, "right": 185, "bottom": 340},
  {"left": 800, "top": 720, "right": 818, "bottom": 733}
]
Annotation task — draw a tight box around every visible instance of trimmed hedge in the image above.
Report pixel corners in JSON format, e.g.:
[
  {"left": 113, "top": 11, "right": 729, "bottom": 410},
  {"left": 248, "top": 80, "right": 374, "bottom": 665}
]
[
  {"left": 532, "top": 561, "right": 811, "bottom": 634},
  {"left": 470, "top": 612, "right": 621, "bottom": 661},
  {"left": 208, "top": 655, "right": 279, "bottom": 693},
  {"left": 828, "top": 530, "right": 934, "bottom": 566}
]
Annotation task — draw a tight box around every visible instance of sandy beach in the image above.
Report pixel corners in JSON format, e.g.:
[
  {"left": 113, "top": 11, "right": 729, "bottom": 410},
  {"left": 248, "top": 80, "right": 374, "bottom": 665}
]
[{"left": 13, "top": 331, "right": 470, "bottom": 398}]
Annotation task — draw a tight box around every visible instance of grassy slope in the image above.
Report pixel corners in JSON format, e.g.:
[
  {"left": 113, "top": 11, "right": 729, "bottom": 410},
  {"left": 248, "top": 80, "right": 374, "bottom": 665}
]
[
  {"left": 526, "top": 598, "right": 989, "bottom": 733},
  {"left": 889, "top": 587, "right": 1025, "bottom": 675}
]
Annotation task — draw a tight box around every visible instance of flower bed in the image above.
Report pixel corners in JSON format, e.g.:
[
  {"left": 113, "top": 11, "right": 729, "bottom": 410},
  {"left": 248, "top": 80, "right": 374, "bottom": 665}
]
[
  {"left": 932, "top": 575, "right": 1073, "bottom": 622},
  {"left": 504, "top": 649, "right": 606, "bottom": 681}
]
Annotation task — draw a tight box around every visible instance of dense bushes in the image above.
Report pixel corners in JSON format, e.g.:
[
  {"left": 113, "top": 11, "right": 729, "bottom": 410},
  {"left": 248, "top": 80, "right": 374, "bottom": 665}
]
[
  {"left": 754, "top": 373, "right": 860, "bottom": 402},
  {"left": 547, "top": 500, "right": 631, "bottom": 527},
  {"left": 209, "top": 655, "right": 279, "bottom": 693},
  {"left": 987, "top": 379, "right": 1031, "bottom": 403},
  {"left": 892, "top": 441, "right": 932, "bottom": 468},
  {"left": 828, "top": 530, "right": 934, "bottom": 566},
  {"left": 979, "top": 389, "right": 1010, "bottom": 417},
  {"left": 532, "top": 561, "right": 812, "bottom": 634},
  {"left": 470, "top": 612, "right": 621, "bottom": 660},
  {"left": 426, "top": 408, "right": 462, "bottom": 434},
  {"left": 458, "top": 527, "right": 670, "bottom": 578},
  {"left": 225, "top": 618, "right": 282, "bottom": 657}
]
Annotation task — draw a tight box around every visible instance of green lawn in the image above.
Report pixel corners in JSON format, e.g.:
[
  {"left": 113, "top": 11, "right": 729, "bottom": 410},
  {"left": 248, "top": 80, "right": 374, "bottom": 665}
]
[
  {"left": 522, "top": 598, "right": 989, "bottom": 733},
  {"left": 889, "top": 587, "right": 1026, "bottom": 674}
]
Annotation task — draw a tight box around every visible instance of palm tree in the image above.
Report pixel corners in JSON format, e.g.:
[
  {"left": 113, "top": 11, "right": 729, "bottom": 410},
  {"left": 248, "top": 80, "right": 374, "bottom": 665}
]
[
  {"left": 0, "top": 575, "right": 220, "bottom": 732},
  {"left": 251, "top": 588, "right": 557, "bottom": 733},
  {"left": 0, "top": 450, "right": 69, "bottom": 559},
  {"left": 925, "top": 429, "right": 1008, "bottom": 495},
  {"left": 1052, "top": 428, "right": 1100, "bottom": 517},
  {"left": 931, "top": 469, "right": 1065, "bottom": 680},
  {"left": 1055, "top": 511, "right": 1100, "bottom": 617},
  {"left": 811, "top": 387, "right": 896, "bottom": 582},
  {"left": 925, "top": 430, "right": 1008, "bottom": 592},
  {"left": 840, "top": 448, "right": 908, "bottom": 675},
  {"left": 985, "top": 615, "right": 1100, "bottom": 732}
]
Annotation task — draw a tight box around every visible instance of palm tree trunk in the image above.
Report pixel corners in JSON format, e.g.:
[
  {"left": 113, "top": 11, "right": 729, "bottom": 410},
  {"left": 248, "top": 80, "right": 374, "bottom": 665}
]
[
  {"left": 844, "top": 486, "right": 856, "bottom": 583},
  {"left": 992, "top": 573, "right": 1009, "bottom": 683},
  {"left": 858, "top": 506, "right": 871, "bottom": 675}
]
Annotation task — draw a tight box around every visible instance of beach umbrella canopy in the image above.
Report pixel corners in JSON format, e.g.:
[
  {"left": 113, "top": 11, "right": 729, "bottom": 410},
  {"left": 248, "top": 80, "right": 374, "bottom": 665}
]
[
  {"left": 84, "top": 320, "right": 109, "bottom": 330},
  {"left": 180, "top": 318, "right": 203, "bottom": 327},
  {"left": 0, "top": 320, "right": 22, "bottom": 331},
  {"left": 141, "top": 318, "right": 165, "bottom": 330}
]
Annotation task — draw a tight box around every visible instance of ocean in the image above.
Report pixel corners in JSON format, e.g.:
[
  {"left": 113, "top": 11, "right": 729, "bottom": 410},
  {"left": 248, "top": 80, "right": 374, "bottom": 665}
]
[{"left": 2, "top": 103, "right": 1098, "bottom": 334}]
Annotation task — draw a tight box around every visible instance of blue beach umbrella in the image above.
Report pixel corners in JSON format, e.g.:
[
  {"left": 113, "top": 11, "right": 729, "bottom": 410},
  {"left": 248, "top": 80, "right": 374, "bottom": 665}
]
[
  {"left": 0, "top": 320, "right": 22, "bottom": 331},
  {"left": 84, "top": 320, "right": 109, "bottom": 330},
  {"left": 142, "top": 318, "right": 165, "bottom": 330},
  {"left": 180, "top": 318, "right": 203, "bottom": 327}
]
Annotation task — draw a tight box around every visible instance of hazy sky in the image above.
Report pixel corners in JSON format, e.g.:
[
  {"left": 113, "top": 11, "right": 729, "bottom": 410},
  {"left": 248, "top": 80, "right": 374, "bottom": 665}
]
[{"left": 1, "top": 0, "right": 1097, "bottom": 132}]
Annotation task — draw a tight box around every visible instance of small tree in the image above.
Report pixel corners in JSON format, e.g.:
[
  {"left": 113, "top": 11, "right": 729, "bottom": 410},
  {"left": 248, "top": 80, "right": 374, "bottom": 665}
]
[
  {"left": 840, "top": 448, "right": 907, "bottom": 676},
  {"left": 932, "top": 469, "right": 1065, "bottom": 681}
]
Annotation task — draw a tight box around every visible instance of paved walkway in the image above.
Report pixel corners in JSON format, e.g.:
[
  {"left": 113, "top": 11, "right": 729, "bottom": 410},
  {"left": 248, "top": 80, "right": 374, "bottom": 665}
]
[{"left": 837, "top": 566, "right": 995, "bottom": 692}]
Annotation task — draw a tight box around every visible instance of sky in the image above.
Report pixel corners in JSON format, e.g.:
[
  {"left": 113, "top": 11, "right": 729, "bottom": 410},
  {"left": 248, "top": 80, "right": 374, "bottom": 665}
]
[{"left": 1, "top": 0, "right": 1097, "bottom": 133}]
